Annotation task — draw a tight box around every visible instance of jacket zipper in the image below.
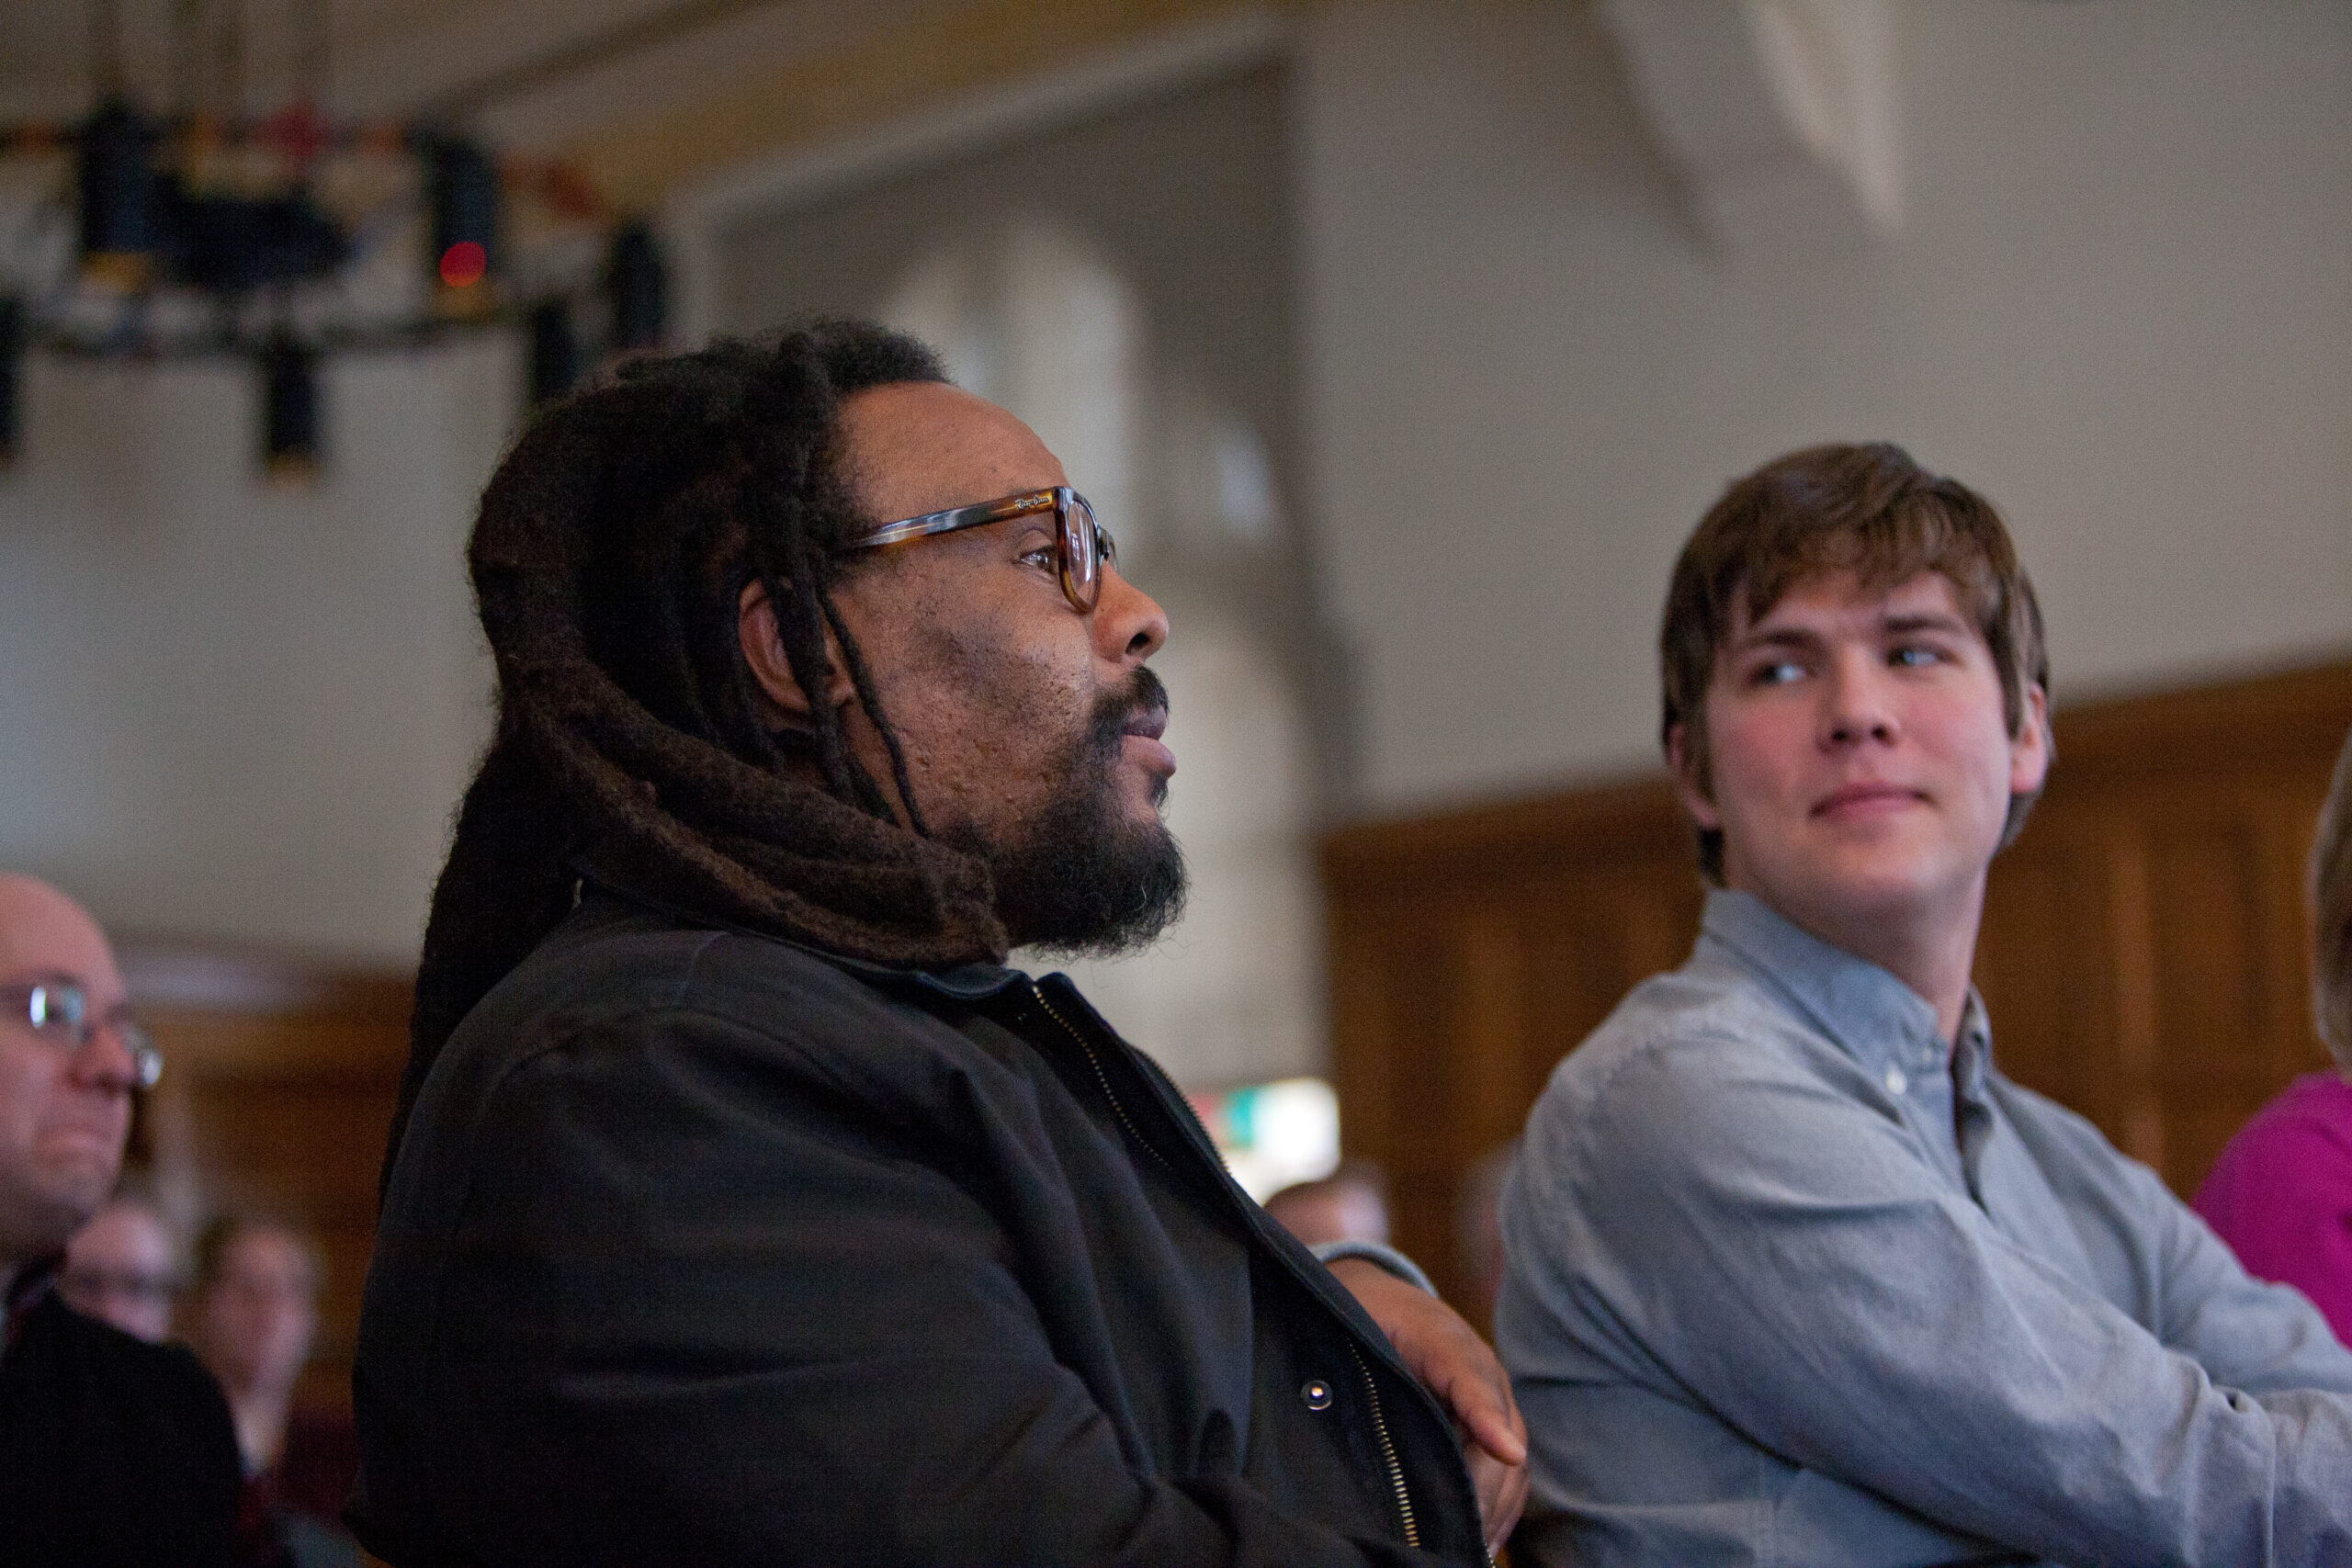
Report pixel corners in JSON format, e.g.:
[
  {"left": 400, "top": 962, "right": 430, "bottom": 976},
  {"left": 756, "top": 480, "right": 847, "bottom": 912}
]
[
  {"left": 1033, "top": 983, "right": 1174, "bottom": 1173},
  {"left": 1030, "top": 981, "right": 1429, "bottom": 1555},
  {"left": 1347, "top": 1339, "right": 1422, "bottom": 1551}
]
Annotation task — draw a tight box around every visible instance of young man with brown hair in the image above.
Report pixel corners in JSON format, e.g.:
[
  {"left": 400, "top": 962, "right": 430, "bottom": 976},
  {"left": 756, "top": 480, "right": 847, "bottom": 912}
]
[{"left": 1497, "top": 444, "right": 2352, "bottom": 1567}]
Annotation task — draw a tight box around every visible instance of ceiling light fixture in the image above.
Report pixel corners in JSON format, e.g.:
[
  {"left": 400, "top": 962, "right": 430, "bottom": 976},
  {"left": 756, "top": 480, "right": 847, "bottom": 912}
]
[{"left": 0, "top": 0, "right": 669, "bottom": 476}]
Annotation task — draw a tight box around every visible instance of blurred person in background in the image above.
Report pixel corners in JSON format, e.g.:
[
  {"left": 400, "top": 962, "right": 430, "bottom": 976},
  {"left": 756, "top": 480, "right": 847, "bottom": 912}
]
[
  {"left": 356, "top": 323, "right": 1522, "bottom": 1567},
  {"left": 190, "top": 1218, "right": 322, "bottom": 1478},
  {"left": 2195, "top": 727, "right": 2352, "bottom": 1342},
  {"left": 190, "top": 1216, "right": 363, "bottom": 1568},
  {"left": 1263, "top": 1160, "right": 1391, "bottom": 1248},
  {"left": 0, "top": 874, "right": 241, "bottom": 1566},
  {"left": 62, "top": 1179, "right": 183, "bottom": 1342}
]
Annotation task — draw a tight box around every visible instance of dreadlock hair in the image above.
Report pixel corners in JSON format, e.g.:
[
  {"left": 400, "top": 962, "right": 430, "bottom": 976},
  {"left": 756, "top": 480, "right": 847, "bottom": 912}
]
[{"left": 390, "top": 321, "right": 1008, "bottom": 1188}]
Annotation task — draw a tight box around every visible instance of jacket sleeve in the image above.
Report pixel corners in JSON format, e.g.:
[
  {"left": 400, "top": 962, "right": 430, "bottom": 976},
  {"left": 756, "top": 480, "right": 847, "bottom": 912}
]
[
  {"left": 1502, "top": 1030, "right": 2352, "bottom": 1568},
  {"left": 366, "top": 1002, "right": 1458, "bottom": 1568}
]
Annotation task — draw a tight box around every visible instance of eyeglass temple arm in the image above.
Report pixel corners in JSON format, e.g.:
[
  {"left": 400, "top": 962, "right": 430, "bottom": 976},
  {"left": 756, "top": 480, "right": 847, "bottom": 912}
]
[{"left": 840, "top": 491, "right": 1057, "bottom": 551}]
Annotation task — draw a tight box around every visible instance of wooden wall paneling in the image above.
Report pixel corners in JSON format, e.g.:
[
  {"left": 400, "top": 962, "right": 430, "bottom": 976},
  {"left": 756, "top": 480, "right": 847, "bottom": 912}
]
[
  {"left": 2141, "top": 801, "right": 2267, "bottom": 1191},
  {"left": 1322, "top": 780, "right": 1701, "bottom": 1322},
  {"left": 1973, "top": 829, "right": 2123, "bottom": 1140},
  {"left": 1323, "top": 658, "right": 2352, "bottom": 1318},
  {"left": 126, "top": 954, "right": 412, "bottom": 1419},
  {"left": 2104, "top": 817, "right": 2168, "bottom": 1172}
]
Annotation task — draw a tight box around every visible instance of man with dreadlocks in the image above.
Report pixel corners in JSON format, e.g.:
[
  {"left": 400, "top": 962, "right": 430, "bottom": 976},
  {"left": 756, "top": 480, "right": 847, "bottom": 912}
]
[{"left": 352, "top": 321, "right": 1522, "bottom": 1567}]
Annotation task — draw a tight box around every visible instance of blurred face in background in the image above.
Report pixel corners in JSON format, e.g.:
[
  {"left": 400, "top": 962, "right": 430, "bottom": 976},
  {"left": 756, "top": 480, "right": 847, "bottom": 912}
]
[
  {"left": 1264, "top": 1175, "right": 1391, "bottom": 1249},
  {"left": 193, "top": 1224, "right": 318, "bottom": 1400},
  {"left": 0, "top": 877, "right": 139, "bottom": 1269},
  {"left": 61, "top": 1196, "right": 178, "bottom": 1341}
]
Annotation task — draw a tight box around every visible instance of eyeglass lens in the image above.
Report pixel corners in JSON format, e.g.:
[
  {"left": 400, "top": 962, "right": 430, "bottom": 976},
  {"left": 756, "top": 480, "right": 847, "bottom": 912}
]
[
  {"left": 17, "top": 982, "right": 164, "bottom": 1089},
  {"left": 1061, "top": 491, "right": 1104, "bottom": 613}
]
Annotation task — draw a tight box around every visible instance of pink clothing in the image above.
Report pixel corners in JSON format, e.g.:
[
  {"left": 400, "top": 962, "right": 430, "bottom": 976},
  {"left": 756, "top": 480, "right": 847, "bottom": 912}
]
[{"left": 2195, "top": 1072, "right": 2352, "bottom": 1345}]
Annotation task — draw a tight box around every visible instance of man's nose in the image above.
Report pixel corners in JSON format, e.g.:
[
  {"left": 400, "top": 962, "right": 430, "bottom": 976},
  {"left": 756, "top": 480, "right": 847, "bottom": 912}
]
[
  {"left": 1094, "top": 564, "right": 1169, "bottom": 666},
  {"left": 71, "top": 1021, "right": 141, "bottom": 1093},
  {"left": 1818, "top": 651, "right": 1899, "bottom": 748}
]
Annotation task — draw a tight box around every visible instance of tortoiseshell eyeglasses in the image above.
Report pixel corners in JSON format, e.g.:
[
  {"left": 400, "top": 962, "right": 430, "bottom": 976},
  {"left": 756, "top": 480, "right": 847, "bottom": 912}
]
[{"left": 836, "top": 486, "right": 1117, "bottom": 614}]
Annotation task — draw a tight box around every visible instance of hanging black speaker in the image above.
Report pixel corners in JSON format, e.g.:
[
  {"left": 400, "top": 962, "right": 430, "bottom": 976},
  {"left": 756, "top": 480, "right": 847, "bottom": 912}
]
[
  {"left": 0, "top": 297, "right": 23, "bottom": 468},
  {"left": 527, "top": 298, "right": 578, "bottom": 407},
  {"left": 262, "top": 337, "right": 322, "bottom": 480},
  {"left": 425, "top": 137, "right": 501, "bottom": 319},
  {"left": 76, "top": 97, "right": 157, "bottom": 289},
  {"left": 607, "top": 221, "right": 667, "bottom": 352}
]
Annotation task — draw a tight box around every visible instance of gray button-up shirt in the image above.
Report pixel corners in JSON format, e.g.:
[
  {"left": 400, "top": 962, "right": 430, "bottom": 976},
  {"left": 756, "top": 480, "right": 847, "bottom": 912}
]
[{"left": 1498, "top": 889, "right": 2352, "bottom": 1568}]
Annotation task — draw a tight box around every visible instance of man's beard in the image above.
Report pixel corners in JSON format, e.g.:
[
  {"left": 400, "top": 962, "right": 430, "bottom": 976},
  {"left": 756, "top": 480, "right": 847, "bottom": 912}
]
[{"left": 958, "top": 668, "right": 1187, "bottom": 957}]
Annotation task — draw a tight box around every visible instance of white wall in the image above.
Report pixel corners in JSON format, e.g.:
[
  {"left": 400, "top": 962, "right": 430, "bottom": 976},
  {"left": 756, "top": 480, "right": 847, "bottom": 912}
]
[
  {"left": 1300, "top": 0, "right": 2352, "bottom": 811},
  {"left": 0, "top": 343, "right": 507, "bottom": 963},
  {"left": 6, "top": 0, "right": 2348, "bottom": 976}
]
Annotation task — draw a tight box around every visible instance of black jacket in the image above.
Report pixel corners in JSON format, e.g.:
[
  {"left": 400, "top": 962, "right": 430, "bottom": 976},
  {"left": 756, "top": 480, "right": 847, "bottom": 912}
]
[
  {"left": 354, "top": 886, "right": 1487, "bottom": 1566},
  {"left": 0, "top": 1284, "right": 243, "bottom": 1568}
]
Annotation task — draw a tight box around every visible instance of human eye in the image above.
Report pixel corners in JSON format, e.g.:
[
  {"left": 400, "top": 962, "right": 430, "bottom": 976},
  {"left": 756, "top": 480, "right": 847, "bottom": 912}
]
[
  {"left": 1747, "top": 658, "right": 1807, "bottom": 687},
  {"left": 1888, "top": 643, "right": 1948, "bottom": 670},
  {"left": 26, "top": 982, "right": 85, "bottom": 1038}
]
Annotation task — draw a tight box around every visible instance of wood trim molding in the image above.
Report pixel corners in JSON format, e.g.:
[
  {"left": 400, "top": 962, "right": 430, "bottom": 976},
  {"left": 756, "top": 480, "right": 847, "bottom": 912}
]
[
  {"left": 1318, "top": 654, "right": 2352, "bottom": 1321},
  {"left": 2041, "top": 659, "right": 2352, "bottom": 778},
  {"left": 1322, "top": 656, "right": 2352, "bottom": 893}
]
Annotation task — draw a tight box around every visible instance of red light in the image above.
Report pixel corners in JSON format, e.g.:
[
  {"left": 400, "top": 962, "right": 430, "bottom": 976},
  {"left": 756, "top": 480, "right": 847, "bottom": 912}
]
[{"left": 439, "top": 241, "right": 488, "bottom": 288}]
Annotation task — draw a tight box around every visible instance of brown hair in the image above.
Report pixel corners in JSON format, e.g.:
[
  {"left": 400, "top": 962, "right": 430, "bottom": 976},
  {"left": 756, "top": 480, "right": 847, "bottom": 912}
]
[
  {"left": 1658, "top": 442, "right": 2051, "bottom": 881},
  {"left": 2313, "top": 728, "right": 2352, "bottom": 1068}
]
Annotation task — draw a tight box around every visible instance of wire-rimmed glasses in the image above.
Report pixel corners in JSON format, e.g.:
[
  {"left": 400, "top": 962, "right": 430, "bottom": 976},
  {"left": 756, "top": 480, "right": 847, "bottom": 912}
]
[
  {"left": 0, "top": 978, "right": 163, "bottom": 1089},
  {"left": 836, "top": 486, "right": 1116, "bottom": 614}
]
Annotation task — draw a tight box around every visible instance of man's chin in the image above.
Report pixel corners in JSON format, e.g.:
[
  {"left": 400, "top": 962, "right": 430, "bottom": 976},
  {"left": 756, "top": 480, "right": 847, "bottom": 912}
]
[
  {"left": 9, "top": 1174, "right": 114, "bottom": 1258},
  {"left": 1000, "top": 818, "right": 1188, "bottom": 959}
]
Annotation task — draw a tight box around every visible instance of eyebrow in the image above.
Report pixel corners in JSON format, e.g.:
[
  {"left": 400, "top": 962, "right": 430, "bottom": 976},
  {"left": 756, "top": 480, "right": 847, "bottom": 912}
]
[
  {"left": 1880, "top": 612, "right": 1973, "bottom": 637},
  {"left": 1735, "top": 610, "right": 1973, "bottom": 649},
  {"left": 1, "top": 968, "right": 87, "bottom": 988},
  {"left": 1730, "top": 626, "right": 1824, "bottom": 653}
]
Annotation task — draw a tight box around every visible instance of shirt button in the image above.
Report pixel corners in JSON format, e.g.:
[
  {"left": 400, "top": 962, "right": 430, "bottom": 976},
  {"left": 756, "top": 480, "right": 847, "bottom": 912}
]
[
  {"left": 1301, "top": 1379, "right": 1333, "bottom": 1411},
  {"left": 1883, "top": 1066, "right": 1908, "bottom": 1096}
]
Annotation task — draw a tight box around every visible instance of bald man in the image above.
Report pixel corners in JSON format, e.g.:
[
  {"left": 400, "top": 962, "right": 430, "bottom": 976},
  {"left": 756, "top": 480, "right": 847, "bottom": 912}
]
[{"left": 0, "top": 874, "right": 242, "bottom": 1568}]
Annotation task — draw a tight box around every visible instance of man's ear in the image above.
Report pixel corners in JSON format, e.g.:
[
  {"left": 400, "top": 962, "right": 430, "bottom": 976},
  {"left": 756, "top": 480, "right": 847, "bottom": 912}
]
[
  {"left": 2008, "top": 682, "right": 2052, "bottom": 796},
  {"left": 738, "top": 581, "right": 854, "bottom": 722},
  {"left": 1665, "top": 721, "right": 1723, "bottom": 830}
]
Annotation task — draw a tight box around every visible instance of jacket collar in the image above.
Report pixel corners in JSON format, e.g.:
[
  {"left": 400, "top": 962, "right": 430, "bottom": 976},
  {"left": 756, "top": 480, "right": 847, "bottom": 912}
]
[
  {"left": 1697, "top": 887, "right": 1984, "bottom": 1077},
  {"left": 2, "top": 1255, "right": 60, "bottom": 1358},
  {"left": 575, "top": 869, "right": 1032, "bottom": 1005}
]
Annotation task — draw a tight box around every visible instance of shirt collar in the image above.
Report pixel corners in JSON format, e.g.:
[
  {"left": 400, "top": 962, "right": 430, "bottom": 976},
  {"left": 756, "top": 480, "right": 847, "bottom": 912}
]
[
  {"left": 1698, "top": 888, "right": 1955, "bottom": 1078},
  {"left": 1951, "top": 989, "right": 1995, "bottom": 1097}
]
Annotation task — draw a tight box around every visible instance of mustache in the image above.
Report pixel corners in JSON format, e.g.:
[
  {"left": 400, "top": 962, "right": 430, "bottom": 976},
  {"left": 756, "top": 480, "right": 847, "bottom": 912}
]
[{"left": 1087, "top": 667, "right": 1170, "bottom": 750}]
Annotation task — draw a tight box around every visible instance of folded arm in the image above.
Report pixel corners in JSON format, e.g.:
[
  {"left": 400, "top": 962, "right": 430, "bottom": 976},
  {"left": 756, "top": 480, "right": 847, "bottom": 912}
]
[{"left": 1511, "top": 1036, "right": 2352, "bottom": 1567}]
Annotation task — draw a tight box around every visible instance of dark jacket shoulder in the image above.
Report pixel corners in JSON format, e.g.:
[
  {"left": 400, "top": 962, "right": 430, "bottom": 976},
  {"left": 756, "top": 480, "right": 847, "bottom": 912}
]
[
  {"left": 359, "top": 890, "right": 1484, "bottom": 1568},
  {"left": 0, "top": 1291, "right": 243, "bottom": 1568}
]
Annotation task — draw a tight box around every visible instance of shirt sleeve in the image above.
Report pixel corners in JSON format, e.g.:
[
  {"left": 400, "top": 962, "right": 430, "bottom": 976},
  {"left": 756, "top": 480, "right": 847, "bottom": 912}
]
[
  {"left": 363, "top": 1003, "right": 1458, "bottom": 1568},
  {"left": 1312, "top": 1240, "right": 1439, "bottom": 1295},
  {"left": 1510, "top": 1030, "right": 2352, "bottom": 1568},
  {"left": 2194, "top": 1099, "right": 2352, "bottom": 1348}
]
